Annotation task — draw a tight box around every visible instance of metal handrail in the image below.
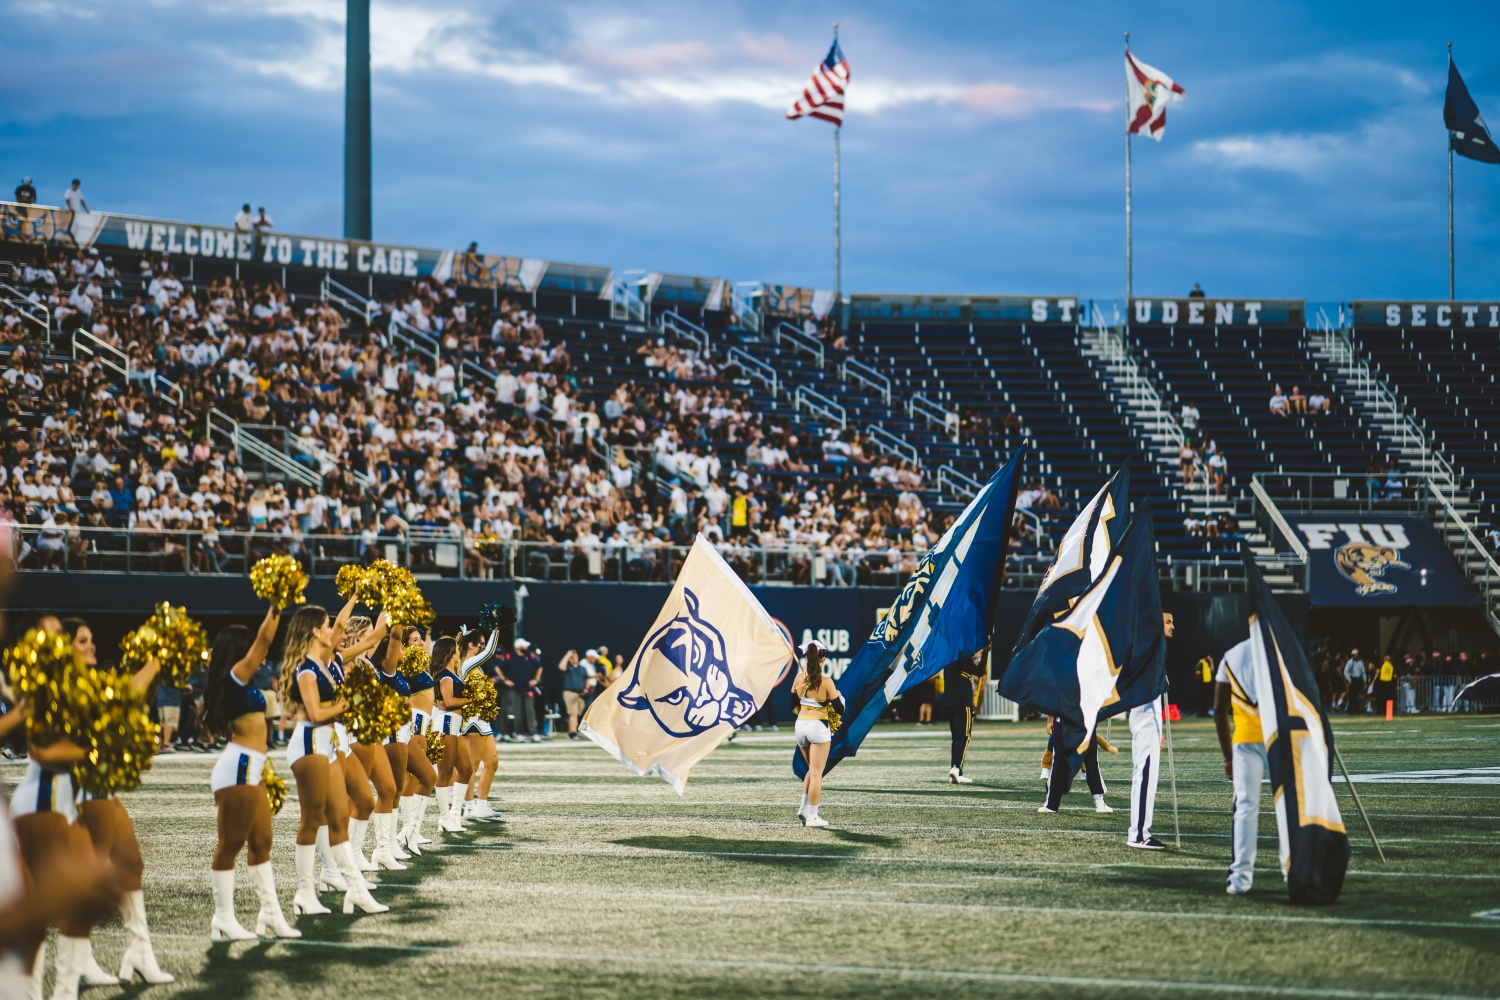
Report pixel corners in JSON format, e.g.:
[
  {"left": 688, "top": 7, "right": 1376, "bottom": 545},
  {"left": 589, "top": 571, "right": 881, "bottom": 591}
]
[
  {"left": 661, "top": 310, "right": 710, "bottom": 354},
  {"left": 775, "top": 322, "right": 825, "bottom": 367},
  {"left": 793, "top": 385, "right": 846, "bottom": 429},
  {"left": 841, "top": 357, "right": 891, "bottom": 404},
  {"left": 207, "top": 408, "right": 321, "bottom": 488},
  {"left": 242, "top": 422, "right": 375, "bottom": 488},
  {"left": 71, "top": 328, "right": 184, "bottom": 407},
  {"left": 937, "top": 464, "right": 981, "bottom": 498},
  {"left": 321, "top": 275, "right": 379, "bottom": 324},
  {"left": 727, "top": 348, "right": 777, "bottom": 398},
  {"left": 866, "top": 424, "right": 919, "bottom": 465},
  {"left": 1425, "top": 480, "right": 1500, "bottom": 636},
  {"left": 0, "top": 281, "right": 51, "bottom": 340},
  {"left": 461, "top": 359, "right": 492, "bottom": 389},
  {"left": 909, "top": 394, "right": 959, "bottom": 442},
  {"left": 1311, "top": 313, "right": 1459, "bottom": 500},
  {"left": 388, "top": 313, "right": 441, "bottom": 368}
]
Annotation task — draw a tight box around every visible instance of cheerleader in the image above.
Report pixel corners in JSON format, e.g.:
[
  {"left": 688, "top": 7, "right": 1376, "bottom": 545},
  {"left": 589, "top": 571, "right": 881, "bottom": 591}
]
[
  {"left": 278, "top": 603, "right": 387, "bottom": 917},
  {"left": 429, "top": 638, "right": 471, "bottom": 833},
  {"left": 792, "top": 640, "right": 840, "bottom": 828},
  {"left": 457, "top": 629, "right": 499, "bottom": 820},
  {"left": 396, "top": 628, "right": 438, "bottom": 854},
  {"left": 337, "top": 617, "right": 401, "bottom": 872},
  {"left": 60, "top": 618, "right": 175, "bottom": 987},
  {"left": 201, "top": 606, "right": 300, "bottom": 941},
  {"left": 372, "top": 635, "right": 411, "bottom": 865}
]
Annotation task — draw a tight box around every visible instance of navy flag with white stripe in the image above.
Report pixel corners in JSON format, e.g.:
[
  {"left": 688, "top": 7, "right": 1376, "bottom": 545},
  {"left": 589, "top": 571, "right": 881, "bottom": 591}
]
[
  {"left": 1009, "top": 460, "right": 1131, "bottom": 659},
  {"left": 794, "top": 447, "right": 1023, "bottom": 777},
  {"left": 1243, "top": 552, "right": 1350, "bottom": 905},
  {"left": 1447, "top": 54, "right": 1500, "bottom": 165},
  {"left": 1000, "top": 497, "right": 1165, "bottom": 751}
]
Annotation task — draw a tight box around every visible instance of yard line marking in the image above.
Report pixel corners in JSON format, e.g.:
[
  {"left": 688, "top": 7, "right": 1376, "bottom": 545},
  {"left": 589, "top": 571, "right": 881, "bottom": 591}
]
[
  {"left": 1350, "top": 768, "right": 1500, "bottom": 785},
  {"left": 148, "top": 934, "right": 1499, "bottom": 997}
]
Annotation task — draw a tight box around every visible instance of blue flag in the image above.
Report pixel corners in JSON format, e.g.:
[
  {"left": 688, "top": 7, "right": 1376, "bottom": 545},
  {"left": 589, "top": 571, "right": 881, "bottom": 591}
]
[
  {"left": 1242, "top": 551, "right": 1350, "bottom": 905},
  {"left": 1000, "top": 498, "right": 1165, "bottom": 752},
  {"left": 1447, "top": 55, "right": 1500, "bottom": 165},
  {"left": 1008, "top": 461, "right": 1132, "bottom": 660},
  {"left": 794, "top": 447, "right": 1023, "bottom": 777}
]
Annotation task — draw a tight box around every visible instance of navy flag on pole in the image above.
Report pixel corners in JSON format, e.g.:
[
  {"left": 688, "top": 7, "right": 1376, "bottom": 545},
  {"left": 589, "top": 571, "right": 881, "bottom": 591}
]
[
  {"left": 1447, "top": 55, "right": 1500, "bottom": 165},
  {"left": 794, "top": 447, "right": 1023, "bottom": 778},
  {"left": 1008, "top": 461, "right": 1131, "bottom": 660},
  {"left": 1243, "top": 552, "right": 1350, "bottom": 905},
  {"left": 1000, "top": 498, "right": 1165, "bottom": 752}
]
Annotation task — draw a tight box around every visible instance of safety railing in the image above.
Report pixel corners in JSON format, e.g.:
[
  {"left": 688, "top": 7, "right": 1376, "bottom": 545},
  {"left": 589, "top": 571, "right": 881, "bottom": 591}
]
[
  {"left": 605, "top": 273, "right": 648, "bottom": 325},
  {"left": 731, "top": 282, "right": 762, "bottom": 333},
  {"left": 794, "top": 385, "right": 847, "bottom": 429},
  {"left": 977, "top": 680, "right": 1020, "bottom": 722},
  {"left": 909, "top": 394, "right": 959, "bottom": 443},
  {"left": 775, "top": 322, "right": 825, "bottom": 367},
  {"left": 240, "top": 422, "right": 375, "bottom": 488},
  {"left": 1084, "top": 309, "right": 1187, "bottom": 476},
  {"left": 206, "top": 408, "right": 322, "bottom": 489},
  {"left": 937, "top": 464, "right": 981, "bottom": 499},
  {"left": 660, "top": 310, "right": 710, "bottom": 354},
  {"left": 0, "top": 281, "right": 51, "bottom": 342},
  {"left": 71, "top": 328, "right": 184, "bottom": 407},
  {"left": 1425, "top": 480, "right": 1500, "bottom": 635},
  {"left": 1310, "top": 310, "right": 1459, "bottom": 499},
  {"left": 1385, "top": 675, "right": 1499, "bottom": 715},
  {"left": 727, "top": 348, "right": 777, "bottom": 398},
  {"left": 387, "top": 312, "right": 442, "bottom": 369},
  {"left": 321, "top": 274, "right": 379, "bottom": 324},
  {"left": 841, "top": 357, "right": 891, "bottom": 405},
  {"left": 866, "top": 424, "right": 919, "bottom": 465}
]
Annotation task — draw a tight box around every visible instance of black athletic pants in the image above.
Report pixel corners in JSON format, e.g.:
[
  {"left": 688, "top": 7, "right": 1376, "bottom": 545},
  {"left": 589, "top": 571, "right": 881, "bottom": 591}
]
[
  {"left": 948, "top": 706, "right": 971, "bottom": 770},
  {"left": 1046, "top": 726, "right": 1103, "bottom": 809}
]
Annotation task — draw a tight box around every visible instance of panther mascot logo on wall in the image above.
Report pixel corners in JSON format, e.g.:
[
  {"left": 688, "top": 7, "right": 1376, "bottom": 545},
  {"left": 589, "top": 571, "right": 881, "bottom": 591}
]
[
  {"left": 874, "top": 553, "right": 937, "bottom": 644},
  {"left": 616, "top": 588, "right": 757, "bottom": 737},
  {"left": 1335, "top": 542, "right": 1410, "bottom": 596}
]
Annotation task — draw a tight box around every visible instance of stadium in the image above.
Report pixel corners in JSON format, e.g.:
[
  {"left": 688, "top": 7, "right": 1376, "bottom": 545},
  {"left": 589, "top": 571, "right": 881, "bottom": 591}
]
[{"left": 0, "top": 3, "right": 1498, "bottom": 999}]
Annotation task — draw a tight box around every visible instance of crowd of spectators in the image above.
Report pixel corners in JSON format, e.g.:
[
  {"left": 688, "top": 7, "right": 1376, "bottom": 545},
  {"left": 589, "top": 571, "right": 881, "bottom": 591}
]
[
  {"left": 1313, "top": 645, "right": 1497, "bottom": 715},
  {"left": 0, "top": 241, "right": 999, "bottom": 586}
]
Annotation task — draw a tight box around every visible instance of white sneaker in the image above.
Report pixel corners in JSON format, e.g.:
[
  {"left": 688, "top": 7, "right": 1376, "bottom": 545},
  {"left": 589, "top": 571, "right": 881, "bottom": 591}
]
[
  {"left": 804, "top": 815, "right": 829, "bottom": 828},
  {"left": 1094, "top": 797, "right": 1113, "bottom": 814},
  {"left": 1226, "top": 882, "right": 1251, "bottom": 896},
  {"left": 531, "top": 734, "right": 543, "bottom": 742},
  {"left": 948, "top": 767, "right": 972, "bottom": 784},
  {"left": 1037, "top": 804, "right": 1057, "bottom": 814}
]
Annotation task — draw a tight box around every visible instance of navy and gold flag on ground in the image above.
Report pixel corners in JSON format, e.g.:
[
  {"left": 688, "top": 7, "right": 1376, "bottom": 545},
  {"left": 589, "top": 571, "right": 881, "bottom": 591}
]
[
  {"left": 794, "top": 447, "right": 1023, "bottom": 778},
  {"left": 999, "top": 497, "right": 1164, "bottom": 752},
  {"left": 1243, "top": 552, "right": 1350, "bottom": 905},
  {"left": 1009, "top": 460, "right": 1131, "bottom": 658}
]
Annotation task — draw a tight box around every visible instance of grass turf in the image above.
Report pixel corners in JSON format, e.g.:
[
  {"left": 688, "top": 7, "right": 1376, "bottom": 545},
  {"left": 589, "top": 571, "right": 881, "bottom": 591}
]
[{"left": 10, "top": 714, "right": 1499, "bottom": 1000}]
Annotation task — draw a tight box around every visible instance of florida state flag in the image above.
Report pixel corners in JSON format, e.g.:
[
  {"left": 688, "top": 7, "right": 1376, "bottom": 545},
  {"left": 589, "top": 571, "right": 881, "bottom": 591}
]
[{"left": 1126, "top": 50, "right": 1186, "bottom": 140}]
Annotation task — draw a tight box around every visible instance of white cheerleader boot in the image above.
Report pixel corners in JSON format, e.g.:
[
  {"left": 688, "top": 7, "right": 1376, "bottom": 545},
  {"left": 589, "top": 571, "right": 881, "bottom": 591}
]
[
  {"left": 249, "top": 862, "right": 301, "bottom": 939},
  {"left": 49, "top": 937, "right": 83, "bottom": 1000},
  {"left": 207, "top": 870, "right": 256, "bottom": 942},
  {"left": 79, "top": 937, "right": 118, "bottom": 985},
  {"left": 370, "top": 814, "right": 407, "bottom": 871},
  {"left": 118, "top": 891, "right": 174, "bottom": 983},
  {"left": 315, "top": 826, "right": 347, "bottom": 892},
  {"left": 292, "top": 844, "right": 331, "bottom": 917},
  {"left": 404, "top": 796, "right": 430, "bottom": 854},
  {"left": 348, "top": 817, "right": 377, "bottom": 872},
  {"left": 336, "top": 843, "right": 388, "bottom": 915},
  {"left": 391, "top": 799, "right": 413, "bottom": 860}
]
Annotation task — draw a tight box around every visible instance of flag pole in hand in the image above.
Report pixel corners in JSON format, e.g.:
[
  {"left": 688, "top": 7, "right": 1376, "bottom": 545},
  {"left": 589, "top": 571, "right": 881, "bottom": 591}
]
[
  {"left": 1334, "top": 746, "right": 1386, "bottom": 863},
  {"left": 1164, "top": 700, "right": 1181, "bottom": 847}
]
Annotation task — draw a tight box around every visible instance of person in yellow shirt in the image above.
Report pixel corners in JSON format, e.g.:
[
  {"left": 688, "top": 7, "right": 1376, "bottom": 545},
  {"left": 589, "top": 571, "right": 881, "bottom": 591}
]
[
  {"left": 1214, "top": 638, "right": 1264, "bottom": 895},
  {"left": 1372, "top": 655, "right": 1397, "bottom": 716},
  {"left": 1196, "top": 654, "right": 1215, "bottom": 717}
]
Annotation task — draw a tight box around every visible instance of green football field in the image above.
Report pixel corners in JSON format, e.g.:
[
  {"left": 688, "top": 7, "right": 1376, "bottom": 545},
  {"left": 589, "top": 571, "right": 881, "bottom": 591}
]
[{"left": 12, "top": 714, "right": 1500, "bottom": 1000}]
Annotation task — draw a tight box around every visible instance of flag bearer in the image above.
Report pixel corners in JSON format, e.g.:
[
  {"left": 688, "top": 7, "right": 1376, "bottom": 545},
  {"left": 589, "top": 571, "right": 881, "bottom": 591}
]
[
  {"left": 944, "top": 649, "right": 987, "bottom": 784},
  {"left": 1214, "top": 637, "right": 1265, "bottom": 895},
  {"left": 1126, "top": 612, "right": 1173, "bottom": 849}
]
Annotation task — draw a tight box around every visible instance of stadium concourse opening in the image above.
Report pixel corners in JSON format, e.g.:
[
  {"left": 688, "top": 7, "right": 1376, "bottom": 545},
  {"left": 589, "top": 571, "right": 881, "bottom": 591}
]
[{"left": 0, "top": 197, "right": 1497, "bottom": 999}]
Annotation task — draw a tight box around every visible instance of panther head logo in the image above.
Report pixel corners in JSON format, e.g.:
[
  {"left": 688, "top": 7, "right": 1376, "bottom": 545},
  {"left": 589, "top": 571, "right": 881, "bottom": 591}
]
[
  {"left": 1335, "top": 542, "right": 1410, "bottom": 596},
  {"left": 874, "top": 552, "right": 936, "bottom": 644},
  {"left": 616, "top": 588, "right": 756, "bottom": 737}
]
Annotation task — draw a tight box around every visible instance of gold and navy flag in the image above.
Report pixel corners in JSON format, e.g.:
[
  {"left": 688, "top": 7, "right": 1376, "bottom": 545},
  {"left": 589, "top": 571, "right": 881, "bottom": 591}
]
[
  {"left": 581, "top": 536, "right": 794, "bottom": 793},
  {"left": 1000, "top": 498, "right": 1165, "bottom": 751},
  {"left": 1243, "top": 552, "right": 1350, "bottom": 905}
]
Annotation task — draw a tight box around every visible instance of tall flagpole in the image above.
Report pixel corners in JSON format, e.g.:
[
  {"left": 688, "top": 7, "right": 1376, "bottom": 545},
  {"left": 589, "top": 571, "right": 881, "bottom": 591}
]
[
  {"left": 1448, "top": 42, "right": 1455, "bottom": 300},
  {"left": 834, "top": 21, "right": 846, "bottom": 319},
  {"left": 1124, "top": 32, "right": 1133, "bottom": 301}
]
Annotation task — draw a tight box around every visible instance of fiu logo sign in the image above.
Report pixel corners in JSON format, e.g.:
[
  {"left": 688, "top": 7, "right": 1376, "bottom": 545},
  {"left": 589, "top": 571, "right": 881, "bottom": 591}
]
[{"left": 1296, "top": 523, "right": 1411, "bottom": 597}]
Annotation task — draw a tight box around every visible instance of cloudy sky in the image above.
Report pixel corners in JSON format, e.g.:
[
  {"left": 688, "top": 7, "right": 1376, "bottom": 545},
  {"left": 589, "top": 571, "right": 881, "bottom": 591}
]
[{"left": 2, "top": 0, "right": 1498, "bottom": 301}]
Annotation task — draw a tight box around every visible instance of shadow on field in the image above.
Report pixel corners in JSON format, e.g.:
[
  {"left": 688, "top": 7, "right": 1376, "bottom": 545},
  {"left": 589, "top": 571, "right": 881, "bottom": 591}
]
[
  {"left": 826, "top": 829, "right": 901, "bottom": 848},
  {"left": 614, "top": 835, "right": 862, "bottom": 867},
  {"left": 839, "top": 784, "right": 1032, "bottom": 802},
  {"left": 172, "top": 932, "right": 452, "bottom": 1000}
]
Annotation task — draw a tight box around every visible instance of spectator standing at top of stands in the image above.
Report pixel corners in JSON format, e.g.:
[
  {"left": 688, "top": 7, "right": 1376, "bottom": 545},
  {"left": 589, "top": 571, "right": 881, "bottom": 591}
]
[
  {"left": 234, "top": 204, "right": 253, "bottom": 231},
  {"left": 1189, "top": 283, "right": 1206, "bottom": 298},
  {"left": 63, "top": 179, "right": 88, "bottom": 214},
  {"left": 252, "top": 207, "right": 273, "bottom": 259},
  {"left": 13, "top": 177, "right": 36, "bottom": 204},
  {"left": 1343, "top": 650, "right": 1368, "bottom": 714},
  {"left": 1268, "top": 385, "right": 1289, "bottom": 417}
]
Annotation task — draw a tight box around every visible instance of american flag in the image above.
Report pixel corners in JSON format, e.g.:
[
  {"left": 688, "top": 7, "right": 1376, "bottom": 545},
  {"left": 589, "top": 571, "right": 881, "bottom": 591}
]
[{"left": 786, "top": 39, "right": 849, "bottom": 127}]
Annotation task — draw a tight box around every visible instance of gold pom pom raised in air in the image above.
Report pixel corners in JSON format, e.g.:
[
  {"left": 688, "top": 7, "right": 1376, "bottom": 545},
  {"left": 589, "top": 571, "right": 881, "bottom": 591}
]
[
  {"left": 118, "top": 603, "right": 209, "bottom": 689},
  {"left": 250, "top": 555, "right": 309, "bottom": 611},
  {"left": 397, "top": 644, "right": 429, "bottom": 678}
]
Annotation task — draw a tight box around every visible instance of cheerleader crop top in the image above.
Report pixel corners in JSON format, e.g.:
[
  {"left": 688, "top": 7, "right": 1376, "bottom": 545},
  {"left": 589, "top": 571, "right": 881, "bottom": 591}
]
[
  {"left": 225, "top": 671, "right": 267, "bottom": 720},
  {"left": 378, "top": 669, "right": 411, "bottom": 697},
  {"left": 407, "top": 670, "right": 435, "bottom": 694},
  {"left": 295, "top": 654, "right": 340, "bottom": 706},
  {"left": 435, "top": 669, "right": 464, "bottom": 700}
]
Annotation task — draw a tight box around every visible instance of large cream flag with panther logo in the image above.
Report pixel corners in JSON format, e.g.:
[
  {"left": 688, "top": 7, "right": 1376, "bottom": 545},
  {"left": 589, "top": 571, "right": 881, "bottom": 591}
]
[{"left": 581, "top": 535, "right": 796, "bottom": 793}]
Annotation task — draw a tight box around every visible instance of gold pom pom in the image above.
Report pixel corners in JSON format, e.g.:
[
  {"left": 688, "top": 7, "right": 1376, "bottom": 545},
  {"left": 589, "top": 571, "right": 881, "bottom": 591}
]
[
  {"left": 4, "top": 629, "right": 80, "bottom": 701},
  {"left": 340, "top": 560, "right": 433, "bottom": 629},
  {"left": 119, "top": 603, "right": 210, "bottom": 689},
  {"left": 250, "top": 555, "right": 309, "bottom": 611},
  {"left": 335, "top": 563, "right": 368, "bottom": 601},
  {"left": 263, "top": 759, "right": 289, "bottom": 816},
  {"left": 74, "top": 673, "right": 158, "bottom": 797},
  {"left": 423, "top": 718, "right": 446, "bottom": 765},
  {"left": 461, "top": 674, "right": 499, "bottom": 726},
  {"left": 397, "top": 645, "right": 429, "bottom": 678},
  {"left": 337, "top": 659, "right": 407, "bottom": 745}
]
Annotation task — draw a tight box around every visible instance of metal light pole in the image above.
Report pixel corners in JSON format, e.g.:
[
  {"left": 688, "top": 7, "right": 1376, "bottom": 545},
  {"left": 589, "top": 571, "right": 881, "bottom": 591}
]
[
  {"left": 344, "top": 0, "right": 372, "bottom": 241},
  {"left": 1125, "top": 32, "right": 1133, "bottom": 301}
]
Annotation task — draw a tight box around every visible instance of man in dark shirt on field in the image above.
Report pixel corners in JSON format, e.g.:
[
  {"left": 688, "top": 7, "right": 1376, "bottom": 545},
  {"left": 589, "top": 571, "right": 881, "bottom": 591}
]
[{"left": 499, "top": 638, "right": 542, "bottom": 743}]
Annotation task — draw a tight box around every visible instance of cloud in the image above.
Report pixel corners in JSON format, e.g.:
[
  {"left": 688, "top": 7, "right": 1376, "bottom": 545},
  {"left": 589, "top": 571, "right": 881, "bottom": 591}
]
[{"left": 1192, "top": 132, "right": 1352, "bottom": 175}]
